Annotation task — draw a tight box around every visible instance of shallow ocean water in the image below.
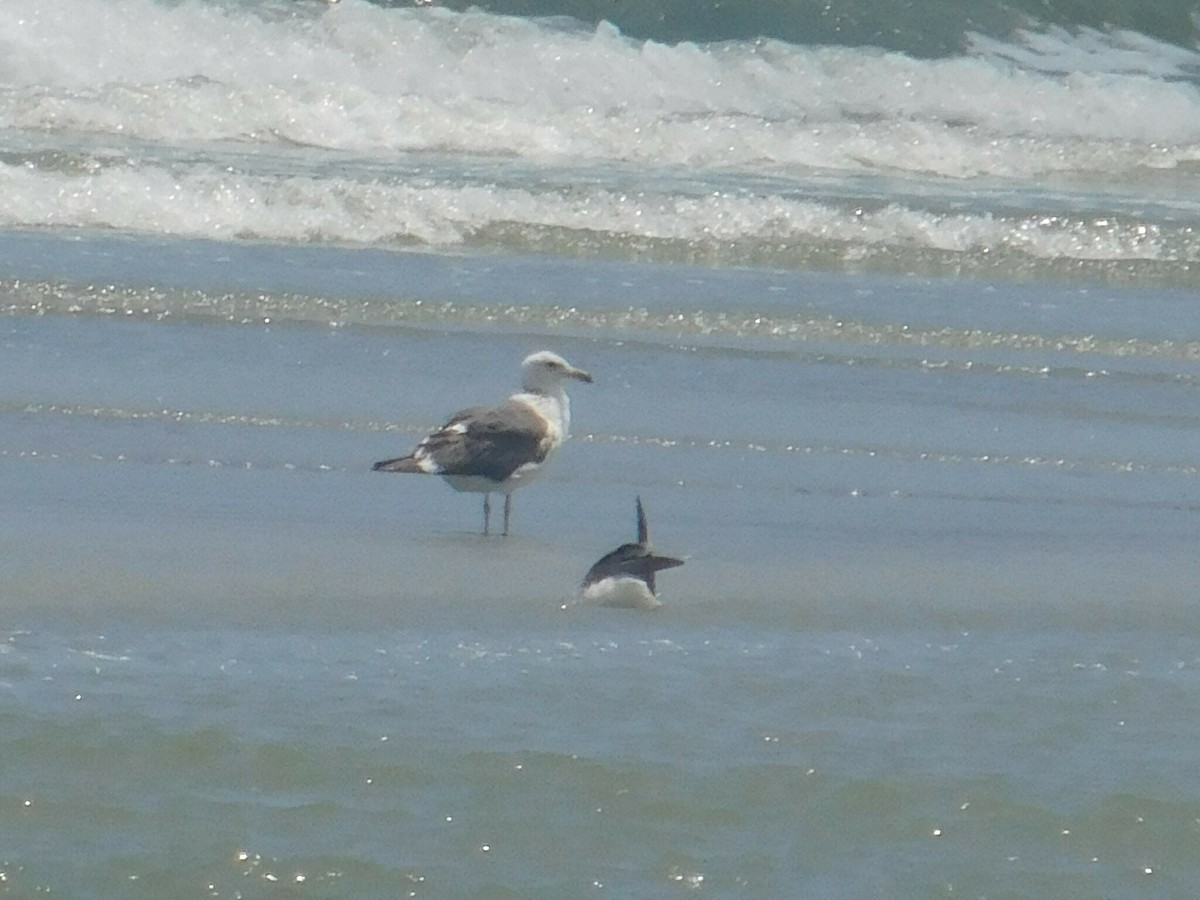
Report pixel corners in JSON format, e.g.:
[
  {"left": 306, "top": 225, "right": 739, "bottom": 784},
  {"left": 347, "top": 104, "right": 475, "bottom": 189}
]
[
  {"left": 3, "top": 236, "right": 1200, "bottom": 897},
  {"left": 5, "top": 619, "right": 1200, "bottom": 898},
  {"left": 5, "top": 0, "right": 1200, "bottom": 894}
]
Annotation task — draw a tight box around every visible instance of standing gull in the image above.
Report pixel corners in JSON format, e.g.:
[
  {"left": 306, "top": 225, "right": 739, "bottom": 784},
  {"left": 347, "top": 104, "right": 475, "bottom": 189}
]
[
  {"left": 373, "top": 350, "right": 592, "bottom": 536},
  {"left": 581, "top": 497, "right": 684, "bottom": 609}
]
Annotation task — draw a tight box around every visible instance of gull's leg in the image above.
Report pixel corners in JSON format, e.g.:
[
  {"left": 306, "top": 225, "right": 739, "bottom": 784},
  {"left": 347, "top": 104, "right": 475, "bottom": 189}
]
[
  {"left": 503, "top": 493, "right": 513, "bottom": 537},
  {"left": 482, "top": 494, "right": 491, "bottom": 536}
]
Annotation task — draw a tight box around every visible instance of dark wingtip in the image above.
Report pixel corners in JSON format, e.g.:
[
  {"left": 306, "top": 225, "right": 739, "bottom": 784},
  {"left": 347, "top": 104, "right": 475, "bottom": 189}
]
[
  {"left": 648, "top": 553, "right": 685, "bottom": 572},
  {"left": 636, "top": 495, "right": 648, "bottom": 543},
  {"left": 373, "top": 456, "right": 419, "bottom": 473}
]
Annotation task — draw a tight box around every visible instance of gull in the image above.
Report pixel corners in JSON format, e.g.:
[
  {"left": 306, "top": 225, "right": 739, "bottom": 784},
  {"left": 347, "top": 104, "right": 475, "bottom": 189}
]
[
  {"left": 373, "top": 350, "right": 592, "bottom": 536},
  {"left": 581, "top": 497, "right": 684, "bottom": 609}
]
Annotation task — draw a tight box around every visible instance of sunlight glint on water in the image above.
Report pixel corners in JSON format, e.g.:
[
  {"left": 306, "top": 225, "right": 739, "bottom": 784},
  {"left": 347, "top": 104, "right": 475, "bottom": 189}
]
[{"left": 2, "top": 0, "right": 1200, "bottom": 895}]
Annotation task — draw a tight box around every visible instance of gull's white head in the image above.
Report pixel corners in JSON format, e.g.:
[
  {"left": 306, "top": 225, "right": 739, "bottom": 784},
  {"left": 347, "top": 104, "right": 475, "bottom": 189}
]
[{"left": 520, "top": 350, "right": 593, "bottom": 394}]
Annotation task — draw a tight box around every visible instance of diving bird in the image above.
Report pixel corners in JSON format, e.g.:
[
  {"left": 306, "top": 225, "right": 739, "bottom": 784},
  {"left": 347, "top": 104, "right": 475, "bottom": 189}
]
[
  {"left": 373, "top": 350, "right": 593, "bottom": 536},
  {"left": 581, "top": 497, "right": 684, "bottom": 609}
]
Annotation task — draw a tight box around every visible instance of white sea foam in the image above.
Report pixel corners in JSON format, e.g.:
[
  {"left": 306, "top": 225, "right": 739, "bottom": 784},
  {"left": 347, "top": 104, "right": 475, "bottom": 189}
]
[
  {"left": 2, "top": 0, "right": 1199, "bottom": 278},
  {"left": 3, "top": 0, "right": 1199, "bottom": 168},
  {"left": 2, "top": 157, "right": 1197, "bottom": 270}
]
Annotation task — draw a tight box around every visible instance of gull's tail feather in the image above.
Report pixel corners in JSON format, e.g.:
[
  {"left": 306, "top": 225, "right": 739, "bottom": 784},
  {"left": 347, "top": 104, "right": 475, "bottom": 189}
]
[{"left": 373, "top": 455, "right": 423, "bottom": 473}]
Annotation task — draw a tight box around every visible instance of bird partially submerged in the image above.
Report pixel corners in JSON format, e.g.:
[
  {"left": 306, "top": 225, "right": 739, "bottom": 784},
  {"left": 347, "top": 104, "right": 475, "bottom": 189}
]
[
  {"left": 373, "top": 350, "right": 592, "bottom": 536},
  {"left": 580, "top": 497, "right": 684, "bottom": 609}
]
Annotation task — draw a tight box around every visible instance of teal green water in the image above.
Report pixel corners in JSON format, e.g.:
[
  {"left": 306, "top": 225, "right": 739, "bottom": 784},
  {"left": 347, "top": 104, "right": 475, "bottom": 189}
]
[
  {"left": 423, "top": 0, "right": 1200, "bottom": 56},
  {"left": 4, "top": 621, "right": 1199, "bottom": 897}
]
